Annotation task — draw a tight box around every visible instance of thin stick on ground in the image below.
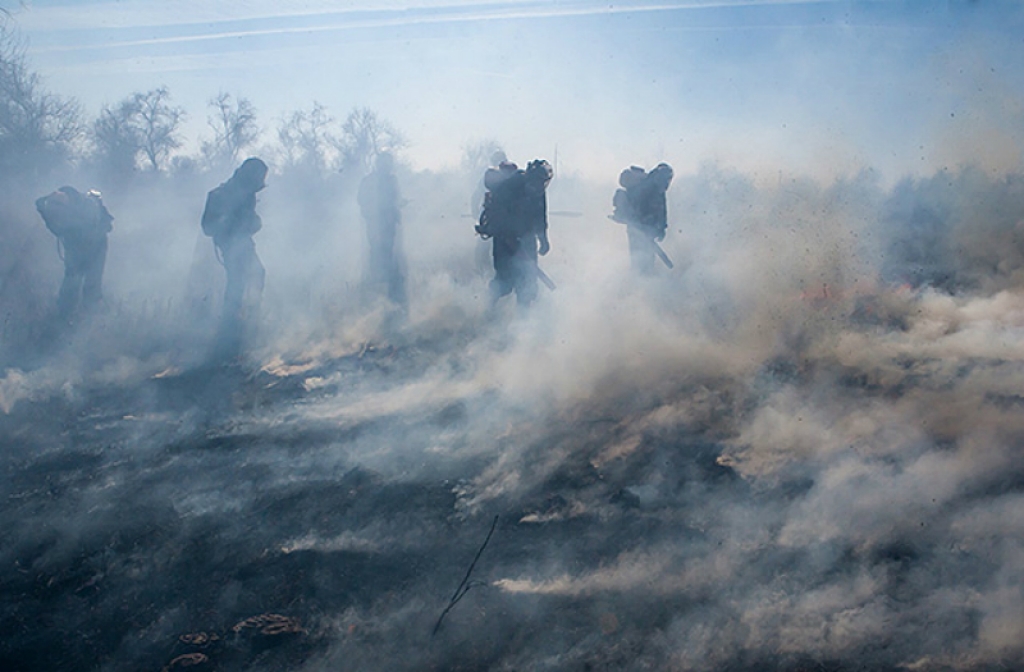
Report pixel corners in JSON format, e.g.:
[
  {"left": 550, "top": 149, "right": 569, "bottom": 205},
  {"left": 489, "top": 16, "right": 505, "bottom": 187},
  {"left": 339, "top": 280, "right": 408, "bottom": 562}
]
[{"left": 432, "top": 515, "right": 499, "bottom": 637}]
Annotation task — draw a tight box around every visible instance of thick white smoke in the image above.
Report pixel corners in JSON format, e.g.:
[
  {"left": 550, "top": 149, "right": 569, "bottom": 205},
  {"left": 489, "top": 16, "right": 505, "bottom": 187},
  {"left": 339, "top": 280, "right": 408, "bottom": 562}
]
[{"left": 3, "top": 3, "right": 1024, "bottom": 671}]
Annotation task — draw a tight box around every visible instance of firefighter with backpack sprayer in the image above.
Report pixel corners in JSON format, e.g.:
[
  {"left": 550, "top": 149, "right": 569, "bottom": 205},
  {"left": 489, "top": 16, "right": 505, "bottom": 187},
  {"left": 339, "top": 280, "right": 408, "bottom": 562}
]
[
  {"left": 475, "top": 158, "right": 554, "bottom": 307},
  {"left": 35, "top": 186, "right": 114, "bottom": 322},
  {"left": 200, "top": 157, "right": 268, "bottom": 358},
  {"left": 610, "top": 162, "right": 674, "bottom": 275}
]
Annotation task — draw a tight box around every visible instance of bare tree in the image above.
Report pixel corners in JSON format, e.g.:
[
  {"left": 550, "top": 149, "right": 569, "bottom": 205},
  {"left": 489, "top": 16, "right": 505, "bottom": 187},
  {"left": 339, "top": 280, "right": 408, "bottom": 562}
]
[
  {"left": 132, "top": 86, "right": 185, "bottom": 172},
  {"left": 0, "top": 20, "right": 82, "bottom": 175},
  {"left": 338, "top": 107, "right": 406, "bottom": 175},
  {"left": 92, "top": 98, "right": 143, "bottom": 177},
  {"left": 202, "top": 92, "right": 258, "bottom": 168},
  {"left": 276, "top": 101, "right": 338, "bottom": 172},
  {"left": 89, "top": 86, "right": 185, "bottom": 174}
]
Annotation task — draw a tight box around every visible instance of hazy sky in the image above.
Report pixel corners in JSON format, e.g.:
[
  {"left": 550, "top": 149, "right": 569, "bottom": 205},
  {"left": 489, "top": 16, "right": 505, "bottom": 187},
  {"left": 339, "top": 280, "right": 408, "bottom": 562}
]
[{"left": 9, "top": 0, "right": 1024, "bottom": 180}]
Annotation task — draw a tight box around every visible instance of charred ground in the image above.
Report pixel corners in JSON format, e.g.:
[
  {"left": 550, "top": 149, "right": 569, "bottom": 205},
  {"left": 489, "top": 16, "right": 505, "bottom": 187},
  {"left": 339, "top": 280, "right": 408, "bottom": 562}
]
[{"left": 2, "top": 286, "right": 1023, "bottom": 672}]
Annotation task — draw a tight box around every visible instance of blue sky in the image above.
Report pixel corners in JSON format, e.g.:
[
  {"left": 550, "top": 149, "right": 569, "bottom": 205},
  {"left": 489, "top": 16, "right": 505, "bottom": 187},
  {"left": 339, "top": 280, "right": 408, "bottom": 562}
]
[{"left": 8, "top": 0, "right": 1024, "bottom": 180}]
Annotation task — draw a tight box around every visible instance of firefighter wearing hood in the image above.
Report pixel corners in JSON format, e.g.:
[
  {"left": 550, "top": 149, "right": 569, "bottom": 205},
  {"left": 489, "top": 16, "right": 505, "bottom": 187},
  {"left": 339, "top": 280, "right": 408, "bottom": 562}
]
[{"left": 201, "top": 157, "right": 268, "bottom": 355}]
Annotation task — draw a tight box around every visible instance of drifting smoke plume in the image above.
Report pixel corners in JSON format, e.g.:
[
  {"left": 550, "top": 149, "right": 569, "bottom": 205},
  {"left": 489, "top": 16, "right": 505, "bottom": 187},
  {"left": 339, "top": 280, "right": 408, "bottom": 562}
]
[
  {"left": 4, "top": 158, "right": 1024, "bottom": 671},
  {"left": 2, "top": 2, "right": 1024, "bottom": 671}
]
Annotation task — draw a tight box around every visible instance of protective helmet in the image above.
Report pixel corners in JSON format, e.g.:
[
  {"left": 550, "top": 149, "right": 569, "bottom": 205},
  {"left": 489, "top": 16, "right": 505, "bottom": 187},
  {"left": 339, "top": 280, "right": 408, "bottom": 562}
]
[
  {"left": 619, "top": 166, "right": 646, "bottom": 189},
  {"left": 651, "top": 162, "right": 674, "bottom": 188},
  {"left": 526, "top": 159, "right": 553, "bottom": 186}
]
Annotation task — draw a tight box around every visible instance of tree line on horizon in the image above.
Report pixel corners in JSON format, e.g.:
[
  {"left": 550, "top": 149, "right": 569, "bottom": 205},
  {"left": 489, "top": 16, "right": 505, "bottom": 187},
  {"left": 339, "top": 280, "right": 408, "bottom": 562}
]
[{"left": 0, "top": 19, "right": 414, "bottom": 187}]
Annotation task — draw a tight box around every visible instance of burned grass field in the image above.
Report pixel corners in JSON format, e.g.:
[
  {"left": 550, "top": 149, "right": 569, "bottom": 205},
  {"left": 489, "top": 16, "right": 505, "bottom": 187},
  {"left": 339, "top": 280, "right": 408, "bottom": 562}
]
[
  {"left": 2, "top": 1, "right": 1023, "bottom": 667},
  {"left": 3, "top": 281, "right": 1024, "bottom": 672}
]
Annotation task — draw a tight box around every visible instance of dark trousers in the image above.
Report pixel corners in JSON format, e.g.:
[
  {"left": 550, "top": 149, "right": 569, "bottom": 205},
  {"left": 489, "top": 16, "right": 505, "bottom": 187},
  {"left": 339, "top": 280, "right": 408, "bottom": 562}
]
[
  {"left": 627, "top": 226, "right": 657, "bottom": 276},
  {"left": 58, "top": 236, "right": 107, "bottom": 318},
  {"left": 490, "top": 234, "right": 538, "bottom": 306},
  {"left": 216, "top": 235, "right": 264, "bottom": 355},
  {"left": 366, "top": 218, "right": 407, "bottom": 308}
]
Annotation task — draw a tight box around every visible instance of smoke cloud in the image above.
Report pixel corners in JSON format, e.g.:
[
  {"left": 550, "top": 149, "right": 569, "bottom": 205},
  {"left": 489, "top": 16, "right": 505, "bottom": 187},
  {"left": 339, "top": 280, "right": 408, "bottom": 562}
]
[{"left": 2, "top": 2, "right": 1024, "bottom": 671}]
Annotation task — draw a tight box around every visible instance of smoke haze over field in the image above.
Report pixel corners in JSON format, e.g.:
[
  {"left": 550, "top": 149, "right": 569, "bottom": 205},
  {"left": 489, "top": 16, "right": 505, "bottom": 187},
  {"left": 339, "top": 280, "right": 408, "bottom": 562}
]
[
  {"left": 12, "top": 0, "right": 1024, "bottom": 180},
  {"left": 3, "top": 1, "right": 1024, "bottom": 671}
]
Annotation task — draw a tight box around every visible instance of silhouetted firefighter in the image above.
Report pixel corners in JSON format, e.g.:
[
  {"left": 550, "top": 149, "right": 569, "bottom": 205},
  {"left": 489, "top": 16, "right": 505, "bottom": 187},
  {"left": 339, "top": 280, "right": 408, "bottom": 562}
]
[
  {"left": 201, "top": 157, "right": 268, "bottom": 357},
  {"left": 476, "top": 158, "right": 553, "bottom": 306},
  {"left": 358, "top": 151, "right": 408, "bottom": 308},
  {"left": 611, "top": 162, "right": 674, "bottom": 274},
  {"left": 35, "top": 186, "right": 114, "bottom": 321}
]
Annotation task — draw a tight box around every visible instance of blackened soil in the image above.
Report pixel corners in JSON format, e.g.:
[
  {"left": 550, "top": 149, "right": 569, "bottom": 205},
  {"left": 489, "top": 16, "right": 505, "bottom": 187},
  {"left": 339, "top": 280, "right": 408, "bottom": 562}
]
[{"left": 0, "top": 341, "right": 1017, "bottom": 671}]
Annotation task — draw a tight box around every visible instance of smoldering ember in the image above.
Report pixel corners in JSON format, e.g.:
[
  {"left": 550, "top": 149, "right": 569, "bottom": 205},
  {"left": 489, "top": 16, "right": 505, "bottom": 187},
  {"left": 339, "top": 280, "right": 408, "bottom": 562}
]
[{"left": 2, "top": 3, "right": 1024, "bottom": 671}]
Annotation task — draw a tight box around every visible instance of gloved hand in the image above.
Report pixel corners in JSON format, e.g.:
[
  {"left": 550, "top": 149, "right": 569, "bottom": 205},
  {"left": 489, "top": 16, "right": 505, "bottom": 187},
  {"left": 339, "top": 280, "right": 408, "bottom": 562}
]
[
  {"left": 655, "top": 229, "right": 666, "bottom": 242},
  {"left": 538, "top": 233, "right": 550, "bottom": 256}
]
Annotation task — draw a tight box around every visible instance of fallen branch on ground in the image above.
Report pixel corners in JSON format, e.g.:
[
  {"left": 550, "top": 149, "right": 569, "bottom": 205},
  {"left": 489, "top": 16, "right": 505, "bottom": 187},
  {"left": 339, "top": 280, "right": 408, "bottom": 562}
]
[{"left": 432, "top": 515, "right": 499, "bottom": 637}]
